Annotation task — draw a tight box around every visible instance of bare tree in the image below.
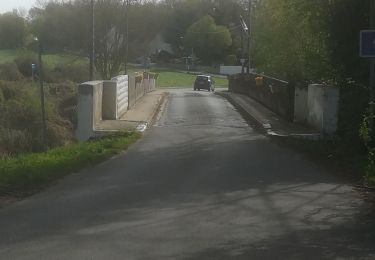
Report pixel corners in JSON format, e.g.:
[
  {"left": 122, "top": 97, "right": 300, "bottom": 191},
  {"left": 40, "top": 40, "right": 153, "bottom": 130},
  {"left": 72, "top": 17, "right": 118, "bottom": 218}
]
[{"left": 94, "top": 0, "right": 127, "bottom": 79}]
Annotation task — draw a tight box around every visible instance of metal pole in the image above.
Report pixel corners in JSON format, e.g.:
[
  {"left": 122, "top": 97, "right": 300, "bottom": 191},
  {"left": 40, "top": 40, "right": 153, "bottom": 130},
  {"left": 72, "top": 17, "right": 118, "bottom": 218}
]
[
  {"left": 241, "top": 32, "right": 244, "bottom": 73},
  {"left": 370, "top": 0, "right": 375, "bottom": 130},
  {"left": 89, "top": 0, "right": 95, "bottom": 81},
  {"left": 37, "top": 41, "right": 47, "bottom": 149},
  {"left": 191, "top": 48, "right": 194, "bottom": 70},
  {"left": 124, "top": 0, "right": 129, "bottom": 75},
  {"left": 247, "top": 0, "right": 251, "bottom": 73}
]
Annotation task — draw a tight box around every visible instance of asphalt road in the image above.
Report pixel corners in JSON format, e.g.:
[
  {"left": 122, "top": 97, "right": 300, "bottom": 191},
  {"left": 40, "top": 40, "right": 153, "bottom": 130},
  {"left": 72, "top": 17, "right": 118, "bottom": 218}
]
[{"left": 0, "top": 89, "right": 374, "bottom": 259}]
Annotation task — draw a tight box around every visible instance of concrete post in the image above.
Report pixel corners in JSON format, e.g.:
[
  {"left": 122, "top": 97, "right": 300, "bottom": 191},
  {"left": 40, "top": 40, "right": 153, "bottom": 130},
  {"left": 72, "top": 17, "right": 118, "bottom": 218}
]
[{"left": 76, "top": 81, "right": 103, "bottom": 142}]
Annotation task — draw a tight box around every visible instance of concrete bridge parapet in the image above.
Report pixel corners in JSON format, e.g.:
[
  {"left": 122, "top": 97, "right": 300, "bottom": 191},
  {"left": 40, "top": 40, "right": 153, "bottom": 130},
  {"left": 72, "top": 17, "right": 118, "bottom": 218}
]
[{"left": 76, "top": 73, "right": 157, "bottom": 142}]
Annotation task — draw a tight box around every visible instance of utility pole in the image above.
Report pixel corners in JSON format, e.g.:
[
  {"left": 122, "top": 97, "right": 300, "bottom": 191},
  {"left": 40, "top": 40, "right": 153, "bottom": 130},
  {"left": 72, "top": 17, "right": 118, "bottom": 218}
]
[
  {"left": 241, "top": 32, "right": 244, "bottom": 74},
  {"left": 37, "top": 40, "right": 47, "bottom": 149},
  {"left": 124, "top": 0, "right": 129, "bottom": 75},
  {"left": 247, "top": 0, "right": 251, "bottom": 73},
  {"left": 239, "top": 15, "right": 247, "bottom": 74},
  {"left": 89, "top": 0, "right": 95, "bottom": 81}
]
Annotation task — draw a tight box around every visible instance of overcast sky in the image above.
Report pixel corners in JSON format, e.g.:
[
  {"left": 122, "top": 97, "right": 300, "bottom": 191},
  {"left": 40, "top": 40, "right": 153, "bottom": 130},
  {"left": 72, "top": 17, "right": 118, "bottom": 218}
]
[{"left": 0, "top": 0, "right": 36, "bottom": 14}]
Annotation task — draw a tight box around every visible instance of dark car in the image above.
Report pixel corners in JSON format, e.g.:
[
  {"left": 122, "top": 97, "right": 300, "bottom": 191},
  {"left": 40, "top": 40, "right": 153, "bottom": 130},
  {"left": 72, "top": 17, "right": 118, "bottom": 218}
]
[{"left": 194, "top": 75, "right": 215, "bottom": 92}]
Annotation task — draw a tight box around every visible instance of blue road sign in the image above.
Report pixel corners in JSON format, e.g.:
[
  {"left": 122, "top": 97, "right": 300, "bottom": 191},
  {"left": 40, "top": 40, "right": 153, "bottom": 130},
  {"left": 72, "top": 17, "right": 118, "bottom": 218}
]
[
  {"left": 360, "top": 30, "right": 375, "bottom": 57},
  {"left": 31, "top": 63, "right": 37, "bottom": 72}
]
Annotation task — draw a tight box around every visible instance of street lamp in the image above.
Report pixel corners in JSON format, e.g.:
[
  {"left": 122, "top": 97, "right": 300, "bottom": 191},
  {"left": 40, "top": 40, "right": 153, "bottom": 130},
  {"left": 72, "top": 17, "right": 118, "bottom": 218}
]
[
  {"left": 34, "top": 37, "right": 47, "bottom": 149},
  {"left": 239, "top": 0, "right": 252, "bottom": 74}
]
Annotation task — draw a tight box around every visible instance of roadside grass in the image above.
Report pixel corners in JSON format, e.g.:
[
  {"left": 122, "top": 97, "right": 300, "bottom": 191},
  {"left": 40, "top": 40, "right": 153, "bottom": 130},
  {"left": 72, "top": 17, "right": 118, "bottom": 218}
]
[
  {"left": 0, "top": 49, "right": 87, "bottom": 67},
  {"left": 0, "top": 131, "right": 141, "bottom": 197},
  {"left": 0, "top": 49, "right": 32, "bottom": 64},
  {"left": 150, "top": 68, "right": 228, "bottom": 88},
  {"left": 43, "top": 53, "right": 88, "bottom": 67}
]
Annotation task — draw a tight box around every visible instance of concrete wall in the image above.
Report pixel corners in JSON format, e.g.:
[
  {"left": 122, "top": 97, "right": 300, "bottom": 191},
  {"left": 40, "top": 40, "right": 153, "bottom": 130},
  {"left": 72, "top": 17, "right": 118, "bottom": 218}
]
[
  {"left": 76, "top": 81, "right": 103, "bottom": 141},
  {"left": 229, "top": 73, "right": 294, "bottom": 121},
  {"left": 307, "top": 84, "right": 339, "bottom": 134},
  {"left": 294, "top": 87, "right": 308, "bottom": 123}
]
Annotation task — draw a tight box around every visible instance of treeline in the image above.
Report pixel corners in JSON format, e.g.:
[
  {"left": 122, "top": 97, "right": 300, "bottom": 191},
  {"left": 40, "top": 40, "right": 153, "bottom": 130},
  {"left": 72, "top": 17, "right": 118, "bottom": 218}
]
[
  {"left": 0, "top": 0, "right": 244, "bottom": 78},
  {"left": 1, "top": 0, "right": 370, "bottom": 83},
  {"left": 252, "top": 0, "right": 370, "bottom": 84}
]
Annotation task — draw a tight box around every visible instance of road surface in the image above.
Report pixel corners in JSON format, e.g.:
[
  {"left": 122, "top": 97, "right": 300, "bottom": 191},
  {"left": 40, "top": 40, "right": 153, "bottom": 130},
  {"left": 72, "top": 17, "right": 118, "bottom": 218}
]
[{"left": 0, "top": 89, "right": 374, "bottom": 259}]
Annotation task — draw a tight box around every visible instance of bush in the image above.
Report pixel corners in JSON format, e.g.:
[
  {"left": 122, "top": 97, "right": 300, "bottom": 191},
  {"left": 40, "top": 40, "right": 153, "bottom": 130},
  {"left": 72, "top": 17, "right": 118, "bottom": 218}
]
[
  {"left": 0, "top": 62, "right": 24, "bottom": 81},
  {"left": 0, "top": 86, "right": 3, "bottom": 103},
  {"left": 337, "top": 81, "right": 369, "bottom": 144},
  {"left": 359, "top": 111, "right": 375, "bottom": 185},
  {"left": 3, "top": 97, "right": 42, "bottom": 132},
  {"left": 0, "top": 80, "right": 24, "bottom": 100},
  {"left": 58, "top": 93, "right": 77, "bottom": 128},
  {"left": 14, "top": 54, "right": 38, "bottom": 78},
  {"left": 49, "top": 63, "right": 88, "bottom": 83},
  {"left": 0, "top": 128, "right": 34, "bottom": 156},
  {"left": 224, "top": 54, "right": 238, "bottom": 66},
  {"left": 46, "top": 119, "right": 74, "bottom": 147}
]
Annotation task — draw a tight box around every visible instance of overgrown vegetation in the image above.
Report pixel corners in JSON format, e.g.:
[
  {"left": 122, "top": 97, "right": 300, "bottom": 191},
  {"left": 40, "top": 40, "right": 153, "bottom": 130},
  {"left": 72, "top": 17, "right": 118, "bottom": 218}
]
[
  {"left": 251, "top": 0, "right": 372, "bottom": 184},
  {"left": 0, "top": 131, "right": 141, "bottom": 196},
  {"left": 360, "top": 112, "right": 375, "bottom": 185},
  {"left": 0, "top": 51, "right": 88, "bottom": 157},
  {"left": 0, "top": 80, "right": 76, "bottom": 156}
]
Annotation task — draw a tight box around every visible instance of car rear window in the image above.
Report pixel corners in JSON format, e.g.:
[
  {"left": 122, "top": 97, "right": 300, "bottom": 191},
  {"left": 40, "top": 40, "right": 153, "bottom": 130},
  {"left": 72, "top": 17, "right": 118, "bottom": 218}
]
[{"left": 197, "top": 76, "right": 209, "bottom": 81}]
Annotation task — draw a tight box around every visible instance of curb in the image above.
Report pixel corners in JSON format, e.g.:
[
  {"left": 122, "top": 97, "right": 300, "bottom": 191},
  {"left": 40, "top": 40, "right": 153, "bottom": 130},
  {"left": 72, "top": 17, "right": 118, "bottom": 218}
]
[
  {"left": 148, "top": 91, "right": 168, "bottom": 129},
  {"left": 218, "top": 91, "right": 321, "bottom": 140},
  {"left": 217, "top": 91, "right": 267, "bottom": 134}
]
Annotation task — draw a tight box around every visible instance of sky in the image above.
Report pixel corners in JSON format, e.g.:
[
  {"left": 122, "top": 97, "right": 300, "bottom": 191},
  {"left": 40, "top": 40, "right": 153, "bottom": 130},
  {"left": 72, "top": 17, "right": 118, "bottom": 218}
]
[{"left": 0, "top": 0, "right": 36, "bottom": 14}]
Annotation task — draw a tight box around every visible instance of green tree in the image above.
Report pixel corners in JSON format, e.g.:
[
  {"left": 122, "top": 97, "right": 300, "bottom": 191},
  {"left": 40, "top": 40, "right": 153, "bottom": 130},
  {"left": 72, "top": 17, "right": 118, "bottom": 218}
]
[
  {"left": 29, "top": 1, "right": 90, "bottom": 52},
  {"left": 252, "top": 0, "right": 333, "bottom": 81},
  {"left": 251, "top": 0, "right": 369, "bottom": 83},
  {"left": 162, "top": 0, "right": 243, "bottom": 56},
  {"left": 184, "top": 15, "right": 232, "bottom": 63},
  {"left": 0, "top": 13, "right": 28, "bottom": 49}
]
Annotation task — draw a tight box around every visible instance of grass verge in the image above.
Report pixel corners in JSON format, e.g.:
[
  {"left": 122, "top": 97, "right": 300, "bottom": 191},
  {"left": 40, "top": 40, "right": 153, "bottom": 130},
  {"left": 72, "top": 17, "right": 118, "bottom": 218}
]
[
  {"left": 0, "top": 131, "right": 141, "bottom": 197},
  {"left": 0, "top": 49, "right": 32, "bottom": 64},
  {"left": 0, "top": 49, "right": 87, "bottom": 67}
]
